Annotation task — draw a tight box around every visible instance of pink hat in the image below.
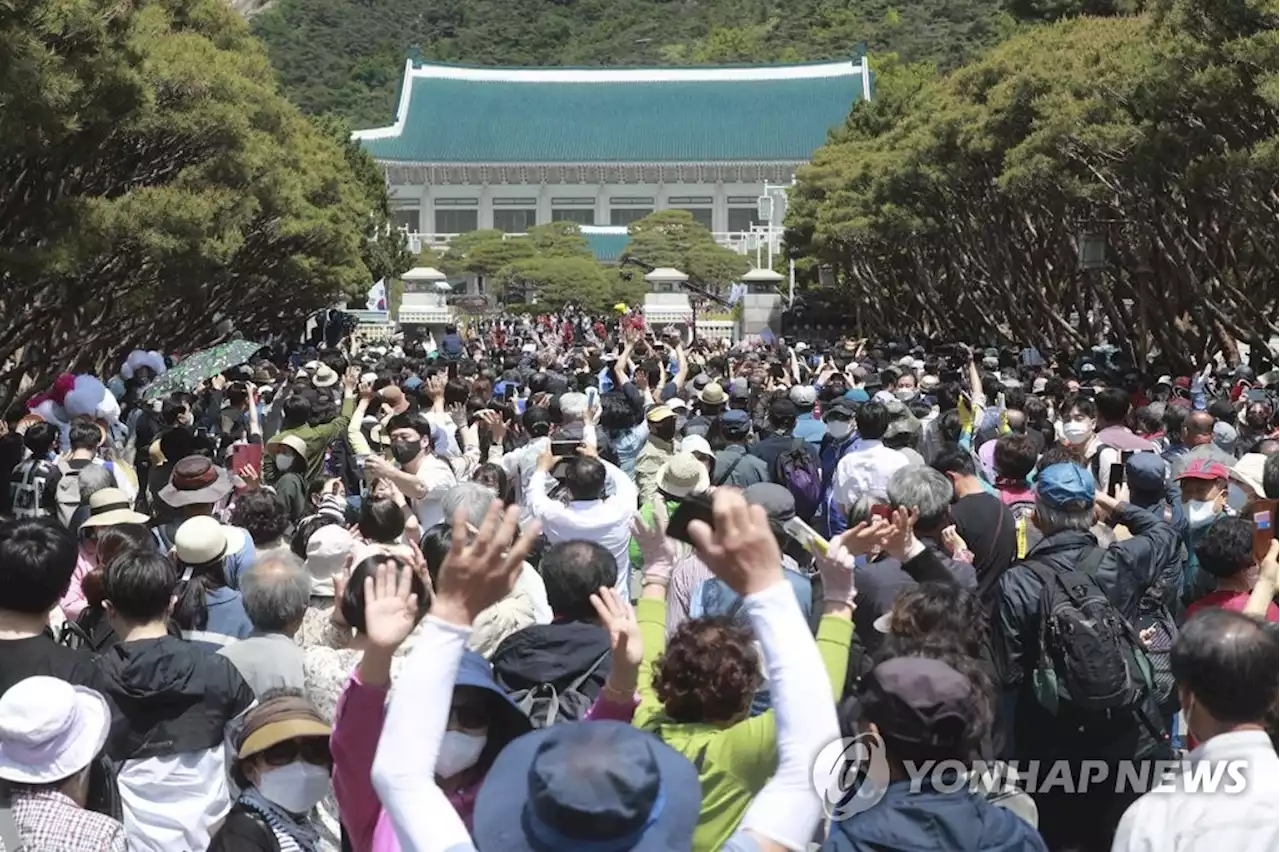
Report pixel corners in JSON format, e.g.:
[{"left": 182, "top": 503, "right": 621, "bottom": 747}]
[
  {"left": 1176, "top": 458, "right": 1230, "bottom": 482},
  {"left": 0, "top": 677, "right": 110, "bottom": 784}
]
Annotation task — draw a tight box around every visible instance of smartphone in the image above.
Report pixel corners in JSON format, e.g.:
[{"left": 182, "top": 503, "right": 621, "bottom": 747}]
[
  {"left": 585, "top": 387, "right": 599, "bottom": 410},
  {"left": 783, "top": 516, "right": 829, "bottom": 557},
  {"left": 666, "top": 495, "right": 716, "bottom": 546},
  {"left": 1108, "top": 462, "right": 1125, "bottom": 498},
  {"left": 503, "top": 384, "right": 517, "bottom": 402},
  {"left": 1247, "top": 389, "right": 1269, "bottom": 402},
  {"left": 870, "top": 504, "right": 893, "bottom": 521},
  {"left": 231, "top": 443, "right": 263, "bottom": 477},
  {"left": 550, "top": 440, "right": 581, "bottom": 457},
  {"left": 1254, "top": 504, "right": 1277, "bottom": 563}
]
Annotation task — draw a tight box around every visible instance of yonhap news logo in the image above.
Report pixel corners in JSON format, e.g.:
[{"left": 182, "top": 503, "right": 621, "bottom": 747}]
[{"left": 810, "top": 732, "right": 891, "bottom": 820}]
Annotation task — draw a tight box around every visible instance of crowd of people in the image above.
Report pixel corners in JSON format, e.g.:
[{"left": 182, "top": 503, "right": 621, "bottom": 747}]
[{"left": 0, "top": 311, "right": 1277, "bottom": 852}]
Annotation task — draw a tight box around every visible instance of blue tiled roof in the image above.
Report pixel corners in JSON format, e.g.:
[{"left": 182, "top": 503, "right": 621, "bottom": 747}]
[
  {"left": 585, "top": 231, "right": 631, "bottom": 263},
  {"left": 357, "top": 61, "right": 868, "bottom": 164}
]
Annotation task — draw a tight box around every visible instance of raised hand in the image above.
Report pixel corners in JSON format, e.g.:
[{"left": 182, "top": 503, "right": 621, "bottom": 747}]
[
  {"left": 686, "top": 488, "right": 783, "bottom": 597},
  {"left": 591, "top": 587, "right": 643, "bottom": 695},
  {"left": 363, "top": 561, "right": 421, "bottom": 651},
  {"left": 432, "top": 500, "right": 540, "bottom": 627}
]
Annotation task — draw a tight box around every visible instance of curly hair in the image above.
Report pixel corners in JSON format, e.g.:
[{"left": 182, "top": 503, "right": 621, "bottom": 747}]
[
  {"left": 230, "top": 490, "right": 289, "bottom": 546},
  {"left": 653, "top": 616, "right": 759, "bottom": 725}
]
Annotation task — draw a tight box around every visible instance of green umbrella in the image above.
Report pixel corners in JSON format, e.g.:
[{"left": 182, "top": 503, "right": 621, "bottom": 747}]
[{"left": 142, "top": 340, "right": 265, "bottom": 401}]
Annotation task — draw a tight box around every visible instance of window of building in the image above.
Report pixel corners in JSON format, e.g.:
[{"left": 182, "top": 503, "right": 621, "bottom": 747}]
[
  {"left": 610, "top": 208, "right": 653, "bottom": 227},
  {"left": 390, "top": 209, "right": 420, "bottom": 232},
  {"left": 493, "top": 208, "right": 537, "bottom": 233},
  {"left": 727, "top": 207, "right": 763, "bottom": 233},
  {"left": 435, "top": 209, "right": 478, "bottom": 234},
  {"left": 673, "top": 208, "right": 713, "bottom": 230},
  {"left": 552, "top": 208, "right": 596, "bottom": 225}
]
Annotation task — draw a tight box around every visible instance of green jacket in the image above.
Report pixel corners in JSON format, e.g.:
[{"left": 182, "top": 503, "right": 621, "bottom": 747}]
[
  {"left": 634, "top": 596, "right": 852, "bottom": 851},
  {"left": 628, "top": 499, "right": 680, "bottom": 571},
  {"left": 265, "top": 396, "right": 355, "bottom": 484}
]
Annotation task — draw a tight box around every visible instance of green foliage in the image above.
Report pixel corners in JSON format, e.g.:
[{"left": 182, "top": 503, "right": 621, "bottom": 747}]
[
  {"left": 621, "top": 210, "right": 750, "bottom": 289},
  {"left": 251, "top": 0, "right": 1011, "bottom": 126},
  {"left": 787, "top": 9, "right": 1278, "bottom": 366},
  {"left": 504, "top": 256, "right": 612, "bottom": 310},
  {"left": 0, "top": 0, "right": 403, "bottom": 400}
]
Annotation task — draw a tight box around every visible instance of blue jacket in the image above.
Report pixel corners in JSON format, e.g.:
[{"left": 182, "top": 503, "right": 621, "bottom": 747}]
[
  {"left": 817, "top": 433, "right": 859, "bottom": 536},
  {"left": 822, "top": 781, "right": 1047, "bottom": 852}
]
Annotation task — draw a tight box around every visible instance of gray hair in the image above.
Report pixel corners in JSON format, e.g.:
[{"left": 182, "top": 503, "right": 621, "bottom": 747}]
[
  {"left": 1033, "top": 496, "right": 1095, "bottom": 536},
  {"left": 887, "top": 465, "right": 954, "bottom": 531},
  {"left": 845, "top": 495, "right": 874, "bottom": 528},
  {"left": 77, "top": 464, "right": 115, "bottom": 501},
  {"left": 440, "top": 481, "right": 499, "bottom": 528},
  {"left": 240, "top": 552, "right": 310, "bottom": 632},
  {"left": 559, "top": 392, "right": 588, "bottom": 421}
]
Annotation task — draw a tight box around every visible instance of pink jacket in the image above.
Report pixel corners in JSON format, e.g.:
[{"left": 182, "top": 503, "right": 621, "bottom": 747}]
[
  {"left": 331, "top": 670, "right": 639, "bottom": 852},
  {"left": 59, "top": 551, "right": 94, "bottom": 621}
]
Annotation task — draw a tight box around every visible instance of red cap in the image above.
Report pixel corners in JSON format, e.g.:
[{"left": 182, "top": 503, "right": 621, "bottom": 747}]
[
  {"left": 1174, "top": 376, "right": 1192, "bottom": 390},
  {"left": 1176, "top": 458, "right": 1230, "bottom": 482}
]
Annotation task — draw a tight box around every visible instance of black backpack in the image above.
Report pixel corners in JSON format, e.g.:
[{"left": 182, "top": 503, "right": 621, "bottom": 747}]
[
  {"left": 1028, "top": 547, "right": 1154, "bottom": 715},
  {"left": 508, "top": 652, "right": 609, "bottom": 729}
]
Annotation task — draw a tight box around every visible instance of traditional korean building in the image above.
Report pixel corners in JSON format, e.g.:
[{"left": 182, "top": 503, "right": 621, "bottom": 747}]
[{"left": 354, "top": 55, "right": 872, "bottom": 252}]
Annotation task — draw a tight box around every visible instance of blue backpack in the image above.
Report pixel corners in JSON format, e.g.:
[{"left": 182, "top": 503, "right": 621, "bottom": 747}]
[{"left": 772, "top": 439, "right": 822, "bottom": 520}]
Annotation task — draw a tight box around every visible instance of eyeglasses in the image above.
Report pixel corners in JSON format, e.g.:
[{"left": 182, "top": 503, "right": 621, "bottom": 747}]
[
  {"left": 257, "top": 737, "right": 331, "bottom": 768},
  {"left": 449, "top": 700, "right": 490, "bottom": 731}
]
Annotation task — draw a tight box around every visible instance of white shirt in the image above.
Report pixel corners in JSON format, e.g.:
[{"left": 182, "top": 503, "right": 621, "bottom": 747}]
[
  {"left": 1112, "top": 730, "right": 1280, "bottom": 852},
  {"left": 410, "top": 455, "right": 457, "bottom": 529},
  {"left": 527, "top": 463, "right": 637, "bottom": 599},
  {"left": 832, "top": 438, "right": 909, "bottom": 507}
]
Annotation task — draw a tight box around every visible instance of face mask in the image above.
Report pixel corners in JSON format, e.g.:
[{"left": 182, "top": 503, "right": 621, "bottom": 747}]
[
  {"left": 390, "top": 438, "right": 421, "bottom": 465},
  {"left": 827, "top": 421, "right": 853, "bottom": 440},
  {"left": 895, "top": 388, "right": 916, "bottom": 402},
  {"left": 436, "top": 730, "right": 487, "bottom": 778},
  {"left": 1062, "top": 420, "right": 1093, "bottom": 445},
  {"left": 255, "top": 762, "right": 331, "bottom": 814},
  {"left": 1184, "top": 499, "right": 1219, "bottom": 526},
  {"left": 274, "top": 453, "right": 294, "bottom": 472}
]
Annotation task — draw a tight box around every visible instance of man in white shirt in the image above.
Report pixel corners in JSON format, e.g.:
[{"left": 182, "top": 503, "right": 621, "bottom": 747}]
[
  {"left": 526, "top": 444, "right": 637, "bottom": 600},
  {"left": 365, "top": 411, "right": 456, "bottom": 529},
  {"left": 1112, "top": 608, "right": 1279, "bottom": 852},
  {"left": 833, "top": 400, "right": 909, "bottom": 509}
]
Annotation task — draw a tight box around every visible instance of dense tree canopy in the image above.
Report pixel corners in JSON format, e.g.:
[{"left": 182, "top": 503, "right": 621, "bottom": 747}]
[
  {"left": 621, "top": 210, "right": 751, "bottom": 292},
  {"left": 0, "top": 0, "right": 409, "bottom": 401},
  {"left": 786, "top": 0, "right": 1278, "bottom": 368},
  {"left": 251, "top": 0, "right": 1010, "bottom": 125}
]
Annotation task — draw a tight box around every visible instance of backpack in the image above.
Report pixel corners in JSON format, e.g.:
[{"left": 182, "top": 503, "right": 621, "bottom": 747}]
[
  {"left": 509, "top": 652, "right": 609, "bottom": 729},
  {"left": 998, "top": 489, "right": 1040, "bottom": 560},
  {"left": 771, "top": 440, "right": 822, "bottom": 520},
  {"left": 1027, "top": 547, "right": 1154, "bottom": 715},
  {"left": 54, "top": 459, "right": 84, "bottom": 527},
  {"left": 9, "top": 458, "right": 55, "bottom": 520}
]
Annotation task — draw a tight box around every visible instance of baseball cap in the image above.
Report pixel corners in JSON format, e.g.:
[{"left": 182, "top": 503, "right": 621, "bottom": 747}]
[
  {"left": 403, "top": 375, "right": 424, "bottom": 391},
  {"left": 679, "top": 434, "right": 713, "bottom": 460},
  {"left": 729, "top": 384, "right": 751, "bottom": 403},
  {"left": 646, "top": 405, "right": 676, "bottom": 423},
  {"left": 1154, "top": 375, "right": 1173, "bottom": 388},
  {"left": 1176, "top": 458, "right": 1230, "bottom": 482},
  {"left": 1174, "top": 376, "right": 1191, "bottom": 390},
  {"left": 1036, "top": 463, "right": 1096, "bottom": 507},
  {"left": 692, "top": 373, "right": 712, "bottom": 391},
  {"left": 824, "top": 400, "right": 857, "bottom": 421},
  {"left": 845, "top": 388, "right": 870, "bottom": 404},
  {"left": 919, "top": 375, "right": 940, "bottom": 393},
  {"left": 1032, "top": 376, "right": 1048, "bottom": 394},
  {"left": 1125, "top": 453, "right": 1167, "bottom": 496},
  {"left": 789, "top": 385, "right": 817, "bottom": 407},
  {"left": 719, "top": 409, "right": 751, "bottom": 438},
  {"left": 1212, "top": 422, "right": 1238, "bottom": 453},
  {"left": 859, "top": 657, "right": 972, "bottom": 753},
  {"left": 743, "top": 482, "right": 795, "bottom": 524}
]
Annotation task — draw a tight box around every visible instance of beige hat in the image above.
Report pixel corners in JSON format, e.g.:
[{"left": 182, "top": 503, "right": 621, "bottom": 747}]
[
  {"left": 312, "top": 366, "right": 339, "bottom": 389},
  {"left": 680, "top": 434, "right": 713, "bottom": 460},
  {"left": 699, "top": 383, "right": 727, "bottom": 406},
  {"left": 1231, "top": 453, "right": 1269, "bottom": 498},
  {"left": 174, "top": 516, "right": 227, "bottom": 565},
  {"left": 79, "top": 488, "right": 149, "bottom": 529},
  {"left": 266, "top": 434, "right": 308, "bottom": 456},
  {"left": 656, "top": 453, "right": 710, "bottom": 499}
]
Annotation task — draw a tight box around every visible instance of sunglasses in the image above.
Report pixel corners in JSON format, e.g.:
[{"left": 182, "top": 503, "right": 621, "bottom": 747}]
[
  {"left": 449, "top": 701, "right": 491, "bottom": 732},
  {"left": 257, "top": 737, "right": 331, "bottom": 768}
]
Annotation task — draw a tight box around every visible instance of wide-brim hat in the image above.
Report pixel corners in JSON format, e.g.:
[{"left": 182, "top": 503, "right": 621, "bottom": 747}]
[
  {"left": 266, "top": 434, "right": 308, "bottom": 456},
  {"left": 698, "top": 383, "right": 727, "bottom": 406},
  {"left": 79, "top": 488, "right": 150, "bottom": 529},
  {"left": 237, "top": 696, "right": 331, "bottom": 761},
  {"left": 473, "top": 721, "right": 700, "bottom": 852},
  {"left": 656, "top": 453, "right": 710, "bottom": 499},
  {"left": 312, "top": 366, "right": 339, "bottom": 388},
  {"left": 0, "top": 678, "right": 110, "bottom": 785},
  {"left": 158, "top": 455, "right": 234, "bottom": 507}
]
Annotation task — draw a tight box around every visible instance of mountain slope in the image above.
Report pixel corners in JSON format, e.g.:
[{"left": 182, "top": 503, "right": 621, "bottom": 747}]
[{"left": 252, "top": 0, "right": 1011, "bottom": 127}]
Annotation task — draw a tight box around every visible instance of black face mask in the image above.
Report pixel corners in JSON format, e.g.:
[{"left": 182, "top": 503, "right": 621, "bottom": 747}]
[{"left": 390, "top": 438, "right": 421, "bottom": 465}]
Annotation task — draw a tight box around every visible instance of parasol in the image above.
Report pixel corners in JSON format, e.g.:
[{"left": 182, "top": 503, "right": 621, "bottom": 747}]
[{"left": 141, "top": 340, "right": 265, "bottom": 401}]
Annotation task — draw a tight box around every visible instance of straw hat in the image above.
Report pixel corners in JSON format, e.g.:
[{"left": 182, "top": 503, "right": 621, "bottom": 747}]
[{"left": 79, "top": 488, "right": 149, "bottom": 529}]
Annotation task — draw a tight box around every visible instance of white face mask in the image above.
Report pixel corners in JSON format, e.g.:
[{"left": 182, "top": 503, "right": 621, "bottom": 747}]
[
  {"left": 274, "top": 453, "right": 294, "bottom": 472},
  {"left": 827, "top": 421, "right": 854, "bottom": 440},
  {"left": 894, "top": 388, "right": 916, "bottom": 402},
  {"left": 1185, "top": 499, "right": 1219, "bottom": 526},
  {"left": 436, "top": 730, "right": 487, "bottom": 778},
  {"left": 256, "top": 762, "right": 330, "bottom": 814},
  {"left": 1062, "top": 420, "right": 1093, "bottom": 445}
]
